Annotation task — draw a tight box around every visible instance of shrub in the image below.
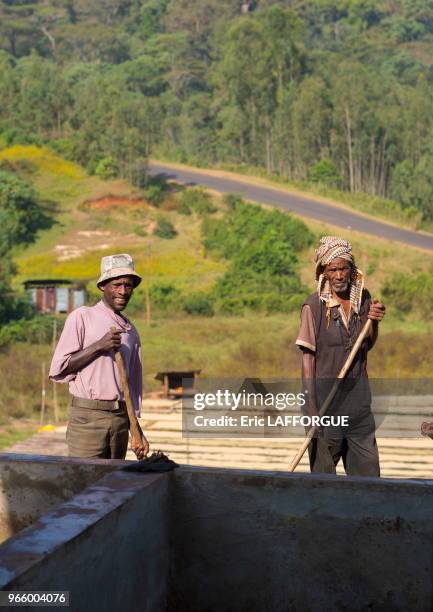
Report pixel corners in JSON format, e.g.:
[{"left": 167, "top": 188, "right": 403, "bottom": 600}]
[
  {"left": 0, "top": 315, "right": 58, "bottom": 349},
  {"left": 308, "top": 159, "right": 341, "bottom": 188},
  {"left": 382, "top": 272, "right": 413, "bottom": 314},
  {"left": 201, "top": 196, "right": 313, "bottom": 314},
  {"left": 381, "top": 271, "right": 433, "bottom": 317},
  {"left": 154, "top": 215, "right": 177, "bottom": 239},
  {"left": 145, "top": 183, "right": 164, "bottom": 206},
  {"left": 0, "top": 158, "right": 36, "bottom": 175},
  {"left": 214, "top": 267, "right": 305, "bottom": 315},
  {"left": 95, "top": 156, "right": 118, "bottom": 179},
  {"left": 203, "top": 198, "right": 313, "bottom": 259},
  {"left": 223, "top": 193, "right": 243, "bottom": 210},
  {"left": 178, "top": 200, "right": 192, "bottom": 215},
  {"left": 0, "top": 170, "right": 53, "bottom": 252},
  {"left": 149, "top": 283, "right": 182, "bottom": 310},
  {"left": 143, "top": 176, "right": 171, "bottom": 205},
  {"left": 0, "top": 145, "right": 85, "bottom": 179},
  {"left": 181, "top": 188, "right": 216, "bottom": 215},
  {"left": 183, "top": 292, "right": 214, "bottom": 317},
  {"left": 46, "top": 138, "right": 76, "bottom": 161},
  {"left": 1, "top": 128, "right": 42, "bottom": 147}
]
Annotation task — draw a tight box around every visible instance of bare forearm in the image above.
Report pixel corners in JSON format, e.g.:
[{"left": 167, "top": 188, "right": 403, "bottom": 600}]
[
  {"left": 61, "top": 329, "right": 123, "bottom": 376},
  {"left": 301, "top": 351, "right": 318, "bottom": 416},
  {"left": 62, "top": 340, "right": 104, "bottom": 375}
]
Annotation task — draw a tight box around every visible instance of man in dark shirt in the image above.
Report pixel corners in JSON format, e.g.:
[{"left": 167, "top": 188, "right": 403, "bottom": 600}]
[{"left": 296, "top": 236, "right": 385, "bottom": 477}]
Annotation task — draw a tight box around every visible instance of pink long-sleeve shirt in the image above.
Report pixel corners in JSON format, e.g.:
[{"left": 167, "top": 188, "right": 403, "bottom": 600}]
[{"left": 49, "top": 300, "right": 142, "bottom": 415}]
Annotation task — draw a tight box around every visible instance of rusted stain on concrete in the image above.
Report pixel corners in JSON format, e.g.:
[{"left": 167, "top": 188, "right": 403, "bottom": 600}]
[
  {"left": 0, "top": 454, "right": 125, "bottom": 544},
  {"left": 0, "top": 463, "right": 165, "bottom": 588}
]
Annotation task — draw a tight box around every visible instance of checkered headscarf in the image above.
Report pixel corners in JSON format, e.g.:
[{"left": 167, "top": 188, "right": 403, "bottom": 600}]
[{"left": 315, "top": 236, "right": 364, "bottom": 313}]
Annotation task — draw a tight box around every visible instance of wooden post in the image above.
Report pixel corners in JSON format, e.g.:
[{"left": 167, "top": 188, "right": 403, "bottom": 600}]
[
  {"left": 144, "top": 282, "right": 151, "bottom": 325},
  {"left": 145, "top": 243, "right": 152, "bottom": 325},
  {"left": 52, "top": 319, "right": 59, "bottom": 422},
  {"left": 40, "top": 362, "right": 46, "bottom": 426}
]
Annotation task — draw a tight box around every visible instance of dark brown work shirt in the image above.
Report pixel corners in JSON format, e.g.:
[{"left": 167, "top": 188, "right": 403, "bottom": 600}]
[{"left": 296, "top": 290, "right": 372, "bottom": 379}]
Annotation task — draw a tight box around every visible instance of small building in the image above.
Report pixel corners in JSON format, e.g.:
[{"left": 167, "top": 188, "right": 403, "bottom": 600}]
[
  {"left": 23, "top": 279, "right": 86, "bottom": 314},
  {"left": 155, "top": 370, "right": 201, "bottom": 398}
]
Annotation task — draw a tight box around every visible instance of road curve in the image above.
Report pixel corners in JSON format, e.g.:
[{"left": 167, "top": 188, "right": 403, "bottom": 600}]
[{"left": 149, "top": 161, "right": 433, "bottom": 252}]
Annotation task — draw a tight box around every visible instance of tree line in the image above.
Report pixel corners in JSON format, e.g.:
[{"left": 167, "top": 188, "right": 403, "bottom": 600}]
[
  {"left": 1, "top": 0, "right": 433, "bottom": 219},
  {"left": 0, "top": 169, "right": 52, "bottom": 327}
]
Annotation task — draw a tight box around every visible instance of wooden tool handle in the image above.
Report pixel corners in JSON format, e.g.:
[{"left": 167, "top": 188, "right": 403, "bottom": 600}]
[
  {"left": 288, "top": 318, "right": 373, "bottom": 473},
  {"left": 337, "top": 319, "right": 372, "bottom": 381},
  {"left": 111, "top": 327, "right": 142, "bottom": 444}
]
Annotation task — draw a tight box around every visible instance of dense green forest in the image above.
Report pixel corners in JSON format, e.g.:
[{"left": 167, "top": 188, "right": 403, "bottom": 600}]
[{"left": 1, "top": 0, "right": 433, "bottom": 221}]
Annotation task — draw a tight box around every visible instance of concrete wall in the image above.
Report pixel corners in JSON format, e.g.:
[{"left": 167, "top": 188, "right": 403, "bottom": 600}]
[
  {"left": 0, "top": 467, "right": 169, "bottom": 612},
  {"left": 0, "top": 454, "right": 121, "bottom": 543},
  {"left": 0, "top": 459, "right": 432, "bottom": 612},
  {"left": 168, "top": 468, "right": 433, "bottom": 612}
]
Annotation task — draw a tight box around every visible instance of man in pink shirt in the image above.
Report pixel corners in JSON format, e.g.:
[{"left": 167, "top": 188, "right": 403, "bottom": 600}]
[{"left": 50, "top": 254, "right": 149, "bottom": 460}]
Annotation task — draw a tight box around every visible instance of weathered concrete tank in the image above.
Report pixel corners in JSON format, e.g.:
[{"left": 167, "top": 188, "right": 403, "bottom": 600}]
[{"left": 0, "top": 454, "right": 431, "bottom": 612}]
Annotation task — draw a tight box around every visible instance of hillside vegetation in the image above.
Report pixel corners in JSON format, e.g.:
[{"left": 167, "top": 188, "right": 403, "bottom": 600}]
[
  {"left": 1, "top": 144, "right": 431, "bottom": 320},
  {"left": 1, "top": 1, "right": 433, "bottom": 226},
  {"left": 0, "top": 145, "right": 431, "bottom": 428},
  {"left": 1, "top": 1, "right": 433, "bottom": 426}
]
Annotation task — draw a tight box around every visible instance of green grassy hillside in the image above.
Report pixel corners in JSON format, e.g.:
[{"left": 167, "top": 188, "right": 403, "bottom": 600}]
[
  {"left": 3, "top": 145, "right": 430, "bottom": 297},
  {"left": 0, "top": 146, "right": 225, "bottom": 294},
  {"left": 1, "top": 144, "right": 432, "bottom": 423}
]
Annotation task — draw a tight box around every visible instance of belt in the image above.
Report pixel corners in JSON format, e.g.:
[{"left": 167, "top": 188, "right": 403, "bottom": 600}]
[{"left": 71, "top": 396, "right": 126, "bottom": 411}]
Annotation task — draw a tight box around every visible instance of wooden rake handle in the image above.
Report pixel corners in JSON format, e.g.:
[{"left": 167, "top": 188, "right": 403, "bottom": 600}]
[
  {"left": 111, "top": 326, "right": 142, "bottom": 445},
  {"left": 288, "top": 318, "right": 373, "bottom": 472}
]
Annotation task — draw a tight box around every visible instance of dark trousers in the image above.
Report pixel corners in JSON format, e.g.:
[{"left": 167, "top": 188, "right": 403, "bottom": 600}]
[
  {"left": 308, "top": 412, "right": 380, "bottom": 477},
  {"left": 66, "top": 399, "right": 129, "bottom": 459}
]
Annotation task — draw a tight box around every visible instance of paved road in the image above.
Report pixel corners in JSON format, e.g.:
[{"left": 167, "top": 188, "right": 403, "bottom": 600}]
[{"left": 149, "top": 162, "right": 433, "bottom": 252}]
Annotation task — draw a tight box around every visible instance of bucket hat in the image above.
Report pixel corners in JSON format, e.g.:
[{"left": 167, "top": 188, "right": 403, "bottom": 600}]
[{"left": 97, "top": 253, "right": 142, "bottom": 288}]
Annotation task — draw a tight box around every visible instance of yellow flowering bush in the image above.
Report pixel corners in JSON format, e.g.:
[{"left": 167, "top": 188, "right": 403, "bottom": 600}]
[{"left": 0, "top": 145, "right": 85, "bottom": 179}]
